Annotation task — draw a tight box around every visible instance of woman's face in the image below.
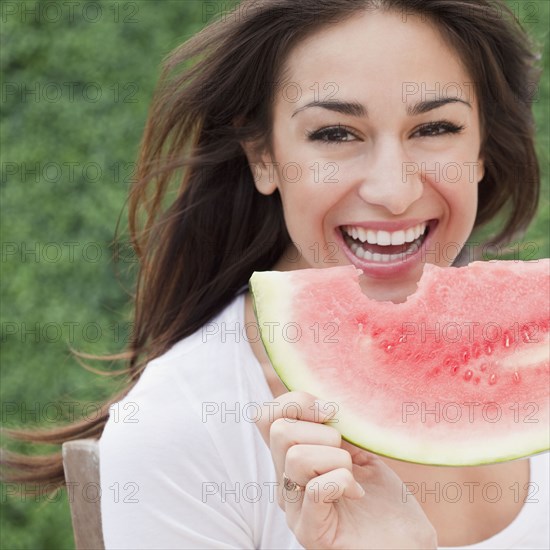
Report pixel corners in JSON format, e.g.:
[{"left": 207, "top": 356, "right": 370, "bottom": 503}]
[{"left": 247, "top": 10, "right": 484, "bottom": 303}]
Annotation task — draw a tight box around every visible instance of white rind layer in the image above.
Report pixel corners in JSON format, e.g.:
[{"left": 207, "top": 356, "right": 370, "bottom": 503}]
[
  {"left": 249, "top": 271, "right": 327, "bottom": 395},
  {"left": 332, "top": 399, "right": 549, "bottom": 466}
]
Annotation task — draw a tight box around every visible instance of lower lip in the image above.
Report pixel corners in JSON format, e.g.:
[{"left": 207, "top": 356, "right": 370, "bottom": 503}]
[{"left": 335, "top": 221, "right": 437, "bottom": 278}]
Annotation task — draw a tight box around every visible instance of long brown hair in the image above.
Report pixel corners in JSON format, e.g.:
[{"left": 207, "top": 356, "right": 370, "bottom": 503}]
[{"left": 2, "top": 0, "right": 541, "bottom": 491}]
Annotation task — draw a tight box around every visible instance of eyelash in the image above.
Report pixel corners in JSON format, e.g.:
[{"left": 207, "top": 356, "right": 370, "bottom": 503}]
[
  {"left": 306, "top": 121, "right": 465, "bottom": 144},
  {"left": 413, "top": 121, "right": 465, "bottom": 137},
  {"left": 306, "top": 125, "right": 356, "bottom": 144}
]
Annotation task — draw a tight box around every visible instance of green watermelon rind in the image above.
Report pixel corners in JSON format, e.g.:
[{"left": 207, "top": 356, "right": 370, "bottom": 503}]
[{"left": 249, "top": 267, "right": 550, "bottom": 467}]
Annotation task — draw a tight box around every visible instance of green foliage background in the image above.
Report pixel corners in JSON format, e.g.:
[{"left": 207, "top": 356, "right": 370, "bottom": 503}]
[{"left": 1, "top": 1, "right": 548, "bottom": 548}]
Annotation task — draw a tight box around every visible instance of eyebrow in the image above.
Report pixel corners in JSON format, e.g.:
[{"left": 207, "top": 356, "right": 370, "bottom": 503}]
[
  {"left": 407, "top": 97, "right": 471, "bottom": 116},
  {"left": 291, "top": 101, "right": 366, "bottom": 118},
  {"left": 291, "top": 97, "right": 471, "bottom": 118}
]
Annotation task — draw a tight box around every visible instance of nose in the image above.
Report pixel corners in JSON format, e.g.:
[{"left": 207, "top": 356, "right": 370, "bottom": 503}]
[{"left": 356, "top": 139, "right": 423, "bottom": 215}]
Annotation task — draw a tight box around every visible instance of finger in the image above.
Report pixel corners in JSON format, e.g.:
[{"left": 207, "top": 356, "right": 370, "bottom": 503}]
[
  {"left": 293, "top": 468, "right": 365, "bottom": 542},
  {"left": 254, "top": 391, "right": 338, "bottom": 444},
  {"left": 278, "top": 446, "right": 351, "bottom": 510},
  {"left": 270, "top": 419, "right": 341, "bottom": 483},
  {"left": 284, "top": 444, "right": 353, "bottom": 492},
  {"left": 341, "top": 440, "right": 380, "bottom": 467}
]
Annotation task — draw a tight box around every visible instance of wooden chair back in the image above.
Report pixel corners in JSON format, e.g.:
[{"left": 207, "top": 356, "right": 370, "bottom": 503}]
[{"left": 62, "top": 439, "right": 105, "bottom": 550}]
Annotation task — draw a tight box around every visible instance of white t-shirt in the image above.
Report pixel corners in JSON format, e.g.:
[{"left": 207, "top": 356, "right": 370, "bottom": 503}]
[{"left": 100, "top": 292, "right": 550, "bottom": 549}]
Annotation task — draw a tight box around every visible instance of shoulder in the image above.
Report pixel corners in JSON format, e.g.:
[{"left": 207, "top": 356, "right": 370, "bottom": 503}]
[
  {"left": 98, "top": 294, "right": 299, "bottom": 548},
  {"left": 111, "top": 293, "right": 256, "bottom": 414},
  {"left": 100, "top": 293, "right": 268, "bottom": 460}
]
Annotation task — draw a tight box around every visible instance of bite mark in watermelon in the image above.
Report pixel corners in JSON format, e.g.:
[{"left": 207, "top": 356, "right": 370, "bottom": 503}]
[{"left": 249, "top": 260, "right": 550, "bottom": 466}]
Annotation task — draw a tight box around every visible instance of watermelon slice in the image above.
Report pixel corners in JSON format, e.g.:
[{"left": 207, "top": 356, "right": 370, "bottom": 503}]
[{"left": 249, "top": 260, "right": 550, "bottom": 466}]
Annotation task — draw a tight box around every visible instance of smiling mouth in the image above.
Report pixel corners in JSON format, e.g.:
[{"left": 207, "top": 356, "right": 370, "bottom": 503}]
[{"left": 340, "top": 221, "right": 432, "bottom": 262}]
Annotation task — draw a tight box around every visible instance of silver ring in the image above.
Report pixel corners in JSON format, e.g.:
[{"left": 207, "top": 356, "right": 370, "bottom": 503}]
[{"left": 283, "top": 472, "right": 305, "bottom": 493}]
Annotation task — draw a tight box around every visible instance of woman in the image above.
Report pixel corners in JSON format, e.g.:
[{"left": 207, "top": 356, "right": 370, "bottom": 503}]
[{"left": 5, "top": 0, "right": 546, "bottom": 548}]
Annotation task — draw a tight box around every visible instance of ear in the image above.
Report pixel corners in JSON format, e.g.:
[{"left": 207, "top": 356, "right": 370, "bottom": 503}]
[
  {"left": 240, "top": 140, "right": 278, "bottom": 196},
  {"left": 476, "top": 156, "right": 485, "bottom": 184}
]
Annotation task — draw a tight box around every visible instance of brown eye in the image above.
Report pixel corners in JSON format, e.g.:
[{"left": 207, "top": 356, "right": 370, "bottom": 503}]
[
  {"left": 307, "top": 125, "right": 357, "bottom": 144},
  {"left": 413, "top": 121, "right": 465, "bottom": 138}
]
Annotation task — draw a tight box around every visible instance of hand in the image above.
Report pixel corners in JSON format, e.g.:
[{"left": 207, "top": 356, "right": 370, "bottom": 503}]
[{"left": 255, "top": 391, "right": 437, "bottom": 550}]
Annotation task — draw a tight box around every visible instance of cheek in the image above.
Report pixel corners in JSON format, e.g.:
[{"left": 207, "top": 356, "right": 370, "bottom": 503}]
[
  {"left": 413, "top": 145, "right": 481, "bottom": 183},
  {"left": 276, "top": 158, "right": 350, "bottom": 219},
  {"left": 279, "top": 182, "right": 334, "bottom": 235},
  {"left": 417, "top": 141, "right": 481, "bottom": 207},
  {"left": 434, "top": 180, "right": 478, "bottom": 248}
]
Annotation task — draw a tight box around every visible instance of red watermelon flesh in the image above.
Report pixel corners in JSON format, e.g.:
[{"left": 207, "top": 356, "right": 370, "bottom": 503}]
[{"left": 249, "top": 260, "right": 550, "bottom": 465}]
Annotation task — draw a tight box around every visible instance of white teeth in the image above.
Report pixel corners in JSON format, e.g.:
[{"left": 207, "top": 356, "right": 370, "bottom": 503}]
[
  {"left": 376, "top": 230, "right": 392, "bottom": 246},
  {"left": 342, "top": 221, "right": 430, "bottom": 263},
  {"left": 343, "top": 222, "right": 427, "bottom": 246},
  {"left": 356, "top": 227, "right": 368, "bottom": 243},
  {"left": 390, "top": 230, "right": 406, "bottom": 245},
  {"left": 367, "top": 250, "right": 406, "bottom": 262},
  {"left": 366, "top": 230, "right": 377, "bottom": 244}
]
